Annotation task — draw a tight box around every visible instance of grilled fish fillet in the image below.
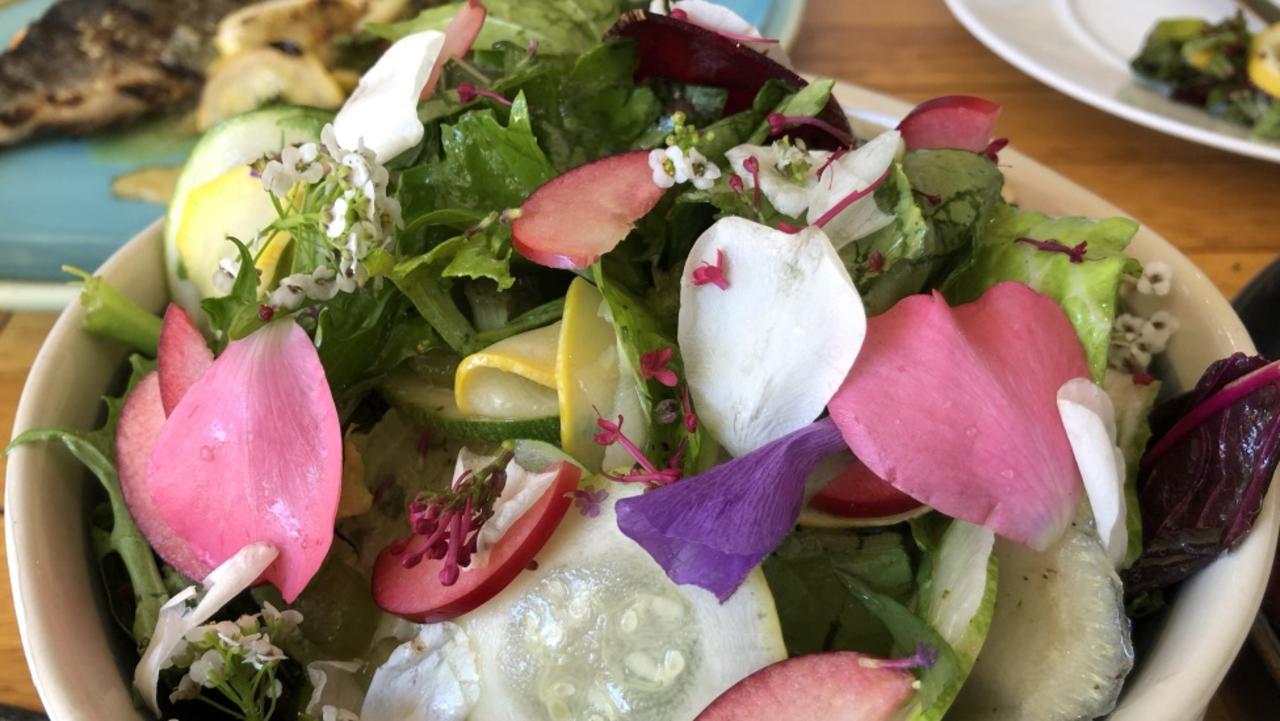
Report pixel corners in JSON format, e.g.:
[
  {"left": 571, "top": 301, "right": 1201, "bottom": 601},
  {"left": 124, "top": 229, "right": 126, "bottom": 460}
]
[{"left": 0, "top": 0, "right": 255, "bottom": 146}]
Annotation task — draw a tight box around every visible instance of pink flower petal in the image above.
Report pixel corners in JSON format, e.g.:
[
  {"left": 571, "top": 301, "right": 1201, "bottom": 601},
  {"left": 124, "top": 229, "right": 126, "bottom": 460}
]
[
  {"left": 829, "top": 281, "right": 1088, "bottom": 550},
  {"left": 146, "top": 320, "right": 343, "bottom": 601}
]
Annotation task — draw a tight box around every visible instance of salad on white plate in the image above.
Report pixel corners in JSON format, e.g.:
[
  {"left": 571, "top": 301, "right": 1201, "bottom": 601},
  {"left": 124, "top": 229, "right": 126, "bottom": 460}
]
[{"left": 8, "top": 1, "right": 1280, "bottom": 720}]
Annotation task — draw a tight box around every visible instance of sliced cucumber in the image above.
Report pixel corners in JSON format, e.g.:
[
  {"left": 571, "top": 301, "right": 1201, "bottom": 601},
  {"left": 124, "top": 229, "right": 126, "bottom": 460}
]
[
  {"left": 382, "top": 370, "right": 560, "bottom": 444},
  {"left": 461, "top": 483, "right": 787, "bottom": 721},
  {"left": 164, "top": 105, "right": 331, "bottom": 312},
  {"left": 949, "top": 518, "right": 1133, "bottom": 721}
]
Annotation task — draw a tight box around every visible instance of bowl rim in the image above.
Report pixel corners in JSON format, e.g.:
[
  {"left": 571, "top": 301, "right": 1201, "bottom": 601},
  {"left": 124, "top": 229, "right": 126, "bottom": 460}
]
[{"left": 6, "top": 82, "right": 1277, "bottom": 720}]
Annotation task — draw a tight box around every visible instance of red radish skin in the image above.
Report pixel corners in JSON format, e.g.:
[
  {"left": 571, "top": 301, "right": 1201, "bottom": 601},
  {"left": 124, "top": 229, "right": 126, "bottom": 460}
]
[
  {"left": 898, "top": 95, "right": 1001, "bottom": 153},
  {"left": 607, "top": 11, "right": 852, "bottom": 148},
  {"left": 422, "top": 0, "right": 487, "bottom": 99},
  {"left": 695, "top": 652, "right": 916, "bottom": 721},
  {"left": 810, "top": 458, "right": 923, "bottom": 519},
  {"left": 372, "top": 461, "right": 581, "bottom": 622},
  {"left": 157, "top": 304, "right": 213, "bottom": 417},
  {"left": 116, "top": 373, "right": 212, "bottom": 580},
  {"left": 512, "top": 151, "right": 666, "bottom": 269}
]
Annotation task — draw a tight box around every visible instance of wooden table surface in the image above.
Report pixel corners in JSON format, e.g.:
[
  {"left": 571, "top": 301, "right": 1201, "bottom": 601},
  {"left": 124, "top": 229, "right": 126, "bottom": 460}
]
[{"left": 1, "top": 0, "right": 1279, "bottom": 717}]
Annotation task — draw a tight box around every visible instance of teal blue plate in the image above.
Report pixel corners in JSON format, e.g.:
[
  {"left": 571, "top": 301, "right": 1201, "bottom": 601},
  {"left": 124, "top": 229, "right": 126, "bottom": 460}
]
[{"left": 0, "top": 0, "right": 805, "bottom": 308}]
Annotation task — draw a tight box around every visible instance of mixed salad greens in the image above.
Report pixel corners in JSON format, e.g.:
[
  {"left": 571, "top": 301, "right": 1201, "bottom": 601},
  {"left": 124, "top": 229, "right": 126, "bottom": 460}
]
[
  {"left": 1132, "top": 13, "right": 1280, "bottom": 137},
  {"left": 8, "top": 1, "right": 1280, "bottom": 720}
]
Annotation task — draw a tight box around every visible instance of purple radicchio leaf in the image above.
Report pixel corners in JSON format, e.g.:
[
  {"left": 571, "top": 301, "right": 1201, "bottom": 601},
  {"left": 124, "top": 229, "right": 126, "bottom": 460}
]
[
  {"left": 615, "top": 417, "right": 848, "bottom": 602},
  {"left": 1122, "top": 353, "right": 1280, "bottom": 594}
]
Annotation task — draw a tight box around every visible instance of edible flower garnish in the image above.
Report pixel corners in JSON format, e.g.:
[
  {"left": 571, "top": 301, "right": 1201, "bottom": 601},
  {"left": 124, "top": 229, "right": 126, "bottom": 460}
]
[
  {"left": 333, "top": 31, "right": 446, "bottom": 161},
  {"left": 690, "top": 248, "right": 729, "bottom": 289},
  {"left": 135, "top": 543, "right": 280, "bottom": 714},
  {"left": 457, "top": 82, "right": 513, "bottom": 106},
  {"left": 726, "top": 143, "right": 818, "bottom": 217},
  {"left": 1135, "top": 260, "right": 1173, "bottom": 295},
  {"left": 390, "top": 448, "right": 514, "bottom": 585},
  {"left": 616, "top": 418, "right": 848, "bottom": 601},
  {"left": 767, "top": 112, "right": 855, "bottom": 148},
  {"left": 804, "top": 130, "right": 901, "bottom": 246},
  {"left": 145, "top": 320, "right": 342, "bottom": 601},
  {"left": 829, "top": 282, "right": 1090, "bottom": 550},
  {"left": 640, "top": 347, "right": 679, "bottom": 387},
  {"left": 858, "top": 642, "right": 940, "bottom": 671},
  {"left": 573, "top": 488, "right": 609, "bottom": 518},
  {"left": 594, "top": 414, "right": 683, "bottom": 487},
  {"left": 679, "top": 217, "right": 866, "bottom": 456},
  {"left": 1124, "top": 354, "right": 1280, "bottom": 593},
  {"left": 1057, "top": 378, "right": 1129, "bottom": 566},
  {"left": 1014, "top": 236, "right": 1088, "bottom": 264}
]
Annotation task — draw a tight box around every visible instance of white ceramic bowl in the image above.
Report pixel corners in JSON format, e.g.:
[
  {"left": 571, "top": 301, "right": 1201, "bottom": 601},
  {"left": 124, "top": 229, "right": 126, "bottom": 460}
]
[{"left": 7, "top": 83, "right": 1279, "bottom": 720}]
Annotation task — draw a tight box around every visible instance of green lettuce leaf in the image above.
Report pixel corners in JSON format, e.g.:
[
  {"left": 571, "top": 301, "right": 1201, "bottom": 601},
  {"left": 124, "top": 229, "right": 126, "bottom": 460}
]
[
  {"left": 401, "top": 93, "right": 555, "bottom": 218},
  {"left": 1102, "top": 369, "right": 1160, "bottom": 568},
  {"left": 368, "top": 0, "right": 638, "bottom": 55},
  {"left": 941, "top": 204, "right": 1140, "bottom": 380},
  {"left": 762, "top": 528, "right": 916, "bottom": 657},
  {"left": 5, "top": 356, "right": 169, "bottom": 648}
]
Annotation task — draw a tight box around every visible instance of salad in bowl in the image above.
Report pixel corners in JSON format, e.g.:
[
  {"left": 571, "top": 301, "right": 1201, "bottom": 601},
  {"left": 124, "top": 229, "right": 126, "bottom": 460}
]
[{"left": 7, "top": 2, "right": 1280, "bottom": 720}]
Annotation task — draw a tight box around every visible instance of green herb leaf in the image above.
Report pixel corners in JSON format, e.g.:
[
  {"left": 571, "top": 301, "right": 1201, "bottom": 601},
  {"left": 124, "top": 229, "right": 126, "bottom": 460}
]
[
  {"left": 369, "top": 0, "right": 638, "bottom": 55},
  {"left": 200, "top": 238, "right": 265, "bottom": 348},
  {"left": 64, "top": 266, "right": 162, "bottom": 355},
  {"left": 5, "top": 356, "right": 168, "bottom": 648}
]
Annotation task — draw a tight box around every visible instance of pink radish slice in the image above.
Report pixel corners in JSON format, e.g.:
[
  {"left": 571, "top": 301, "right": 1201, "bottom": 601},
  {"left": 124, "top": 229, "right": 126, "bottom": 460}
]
[
  {"left": 810, "top": 457, "right": 923, "bottom": 519},
  {"left": 898, "top": 95, "right": 1001, "bottom": 153},
  {"left": 157, "top": 304, "right": 213, "bottom": 417},
  {"left": 421, "top": 0, "right": 487, "bottom": 99},
  {"left": 694, "top": 652, "right": 915, "bottom": 721},
  {"left": 512, "top": 151, "right": 666, "bottom": 269},
  {"left": 829, "top": 282, "right": 1089, "bottom": 550},
  {"left": 116, "top": 373, "right": 211, "bottom": 580},
  {"left": 607, "top": 10, "right": 852, "bottom": 148},
  {"left": 146, "top": 320, "right": 343, "bottom": 602}
]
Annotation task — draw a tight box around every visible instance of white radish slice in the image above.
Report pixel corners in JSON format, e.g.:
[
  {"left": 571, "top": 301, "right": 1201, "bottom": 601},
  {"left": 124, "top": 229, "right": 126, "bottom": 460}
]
[
  {"left": 950, "top": 521, "right": 1133, "bottom": 721},
  {"left": 1057, "top": 378, "right": 1128, "bottom": 567},
  {"left": 134, "top": 543, "right": 280, "bottom": 714},
  {"left": 805, "top": 130, "right": 902, "bottom": 248},
  {"left": 334, "top": 30, "right": 446, "bottom": 161},
  {"left": 361, "top": 623, "right": 480, "bottom": 721},
  {"left": 678, "top": 216, "right": 866, "bottom": 456}
]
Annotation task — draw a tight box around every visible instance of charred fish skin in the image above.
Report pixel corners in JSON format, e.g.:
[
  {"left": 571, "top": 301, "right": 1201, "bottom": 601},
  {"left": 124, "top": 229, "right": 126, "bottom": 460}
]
[{"left": 0, "top": 0, "right": 255, "bottom": 146}]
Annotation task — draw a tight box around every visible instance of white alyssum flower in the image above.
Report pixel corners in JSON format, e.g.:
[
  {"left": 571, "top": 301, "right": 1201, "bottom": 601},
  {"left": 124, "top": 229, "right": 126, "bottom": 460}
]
[
  {"left": 1109, "top": 309, "right": 1180, "bottom": 371},
  {"left": 725, "top": 141, "right": 828, "bottom": 217},
  {"left": 649, "top": 145, "right": 692, "bottom": 188},
  {"left": 1136, "top": 260, "right": 1173, "bottom": 295},
  {"left": 686, "top": 147, "right": 722, "bottom": 190}
]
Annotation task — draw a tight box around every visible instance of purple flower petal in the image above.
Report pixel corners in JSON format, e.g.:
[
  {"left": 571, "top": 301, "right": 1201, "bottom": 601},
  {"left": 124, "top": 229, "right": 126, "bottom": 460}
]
[{"left": 616, "top": 417, "right": 848, "bottom": 601}]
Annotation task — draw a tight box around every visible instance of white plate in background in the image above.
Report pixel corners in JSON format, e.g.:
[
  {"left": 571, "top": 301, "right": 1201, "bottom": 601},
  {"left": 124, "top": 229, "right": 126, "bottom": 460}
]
[{"left": 945, "top": 0, "right": 1280, "bottom": 163}]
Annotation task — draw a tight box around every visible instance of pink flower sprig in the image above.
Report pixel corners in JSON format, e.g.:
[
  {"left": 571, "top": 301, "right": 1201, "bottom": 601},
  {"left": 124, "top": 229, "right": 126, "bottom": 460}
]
[
  {"left": 811, "top": 166, "right": 892, "bottom": 230},
  {"left": 741, "top": 156, "right": 762, "bottom": 209},
  {"left": 680, "top": 383, "right": 698, "bottom": 433},
  {"left": 691, "top": 249, "right": 729, "bottom": 290},
  {"left": 390, "top": 449, "right": 513, "bottom": 586},
  {"left": 594, "top": 414, "right": 683, "bottom": 487},
  {"left": 859, "top": 643, "right": 940, "bottom": 671},
  {"left": 457, "top": 82, "right": 514, "bottom": 107},
  {"left": 1014, "top": 236, "right": 1088, "bottom": 264},
  {"left": 815, "top": 146, "right": 847, "bottom": 182},
  {"left": 767, "top": 112, "right": 855, "bottom": 148},
  {"left": 641, "top": 347, "right": 679, "bottom": 387}
]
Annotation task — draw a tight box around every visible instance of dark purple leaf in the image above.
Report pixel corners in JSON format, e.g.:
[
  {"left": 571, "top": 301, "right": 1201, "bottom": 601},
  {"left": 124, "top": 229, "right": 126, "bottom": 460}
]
[
  {"left": 615, "top": 417, "right": 848, "bottom": 601},
  {"left": 605, "top": 10, "right": 853, "bottom": 149},
  {"left": 1122, "top": 353, "right": 1280, "bottom": 594}
]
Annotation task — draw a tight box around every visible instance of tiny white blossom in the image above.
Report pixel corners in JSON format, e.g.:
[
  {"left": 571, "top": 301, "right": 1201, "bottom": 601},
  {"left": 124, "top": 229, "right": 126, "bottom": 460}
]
[
  {"left": 260, "top": 160, "right": 297, "bottom": 198},
  {"left": 169, "top": 674, "right": 200, "bottom": 703},
  {"left": 1136, "top": 260, "right": 1172, "bottom": 295},
  {"left": 327, "top": 197, "right": 351, "bottom": 239},
  {"left": 649, "top": 147, "right": 678, "bottom": 188},
  {"left": 241, "top": 634, "right": 287, "bottom": 669},
  {"left": 322, "top": 124, "right": 343, "bottom": 157},
  {"left": 322, "top": 706, "right": 362, "bottom": 721},
  {"left": 686, "top": 148, "right": 722, "bottom": 190},
  {"left": 270, "top": 276, "right": 308, "bottom": 310},
  {"left": 188, "top": 649, "right": 225, "bottom": 688},
  {"left": 212, "top": 255, "right": 239, "bottom": 294}
]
